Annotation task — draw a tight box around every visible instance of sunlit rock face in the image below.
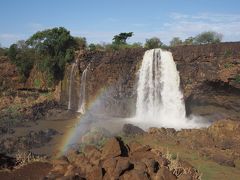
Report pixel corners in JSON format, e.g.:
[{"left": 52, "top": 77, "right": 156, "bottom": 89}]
[{"left": 59, "top": 42, "right": 240, "bottom": 121}]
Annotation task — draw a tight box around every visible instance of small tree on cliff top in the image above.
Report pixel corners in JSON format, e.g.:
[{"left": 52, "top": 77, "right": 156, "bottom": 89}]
[
  {"left": 194, "top": 31, "right": 223, "bottom": 44},
  {"left": 144, "top": 37, "right": 163, "bottom": 49},
  {"left": 112, "top": 32, "right": 134, "bottom": 45}
]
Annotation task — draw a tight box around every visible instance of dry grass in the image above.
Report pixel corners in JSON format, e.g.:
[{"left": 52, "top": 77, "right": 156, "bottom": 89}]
[
  {"left": 164, "top": 149, "right": 202, "bottom": 179},
  {"left": 15, "top": 151, "right": 47, "bottom": 168}
]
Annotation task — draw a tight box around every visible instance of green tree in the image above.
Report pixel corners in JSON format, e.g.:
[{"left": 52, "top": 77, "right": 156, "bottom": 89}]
[
  {"left": 26, "top": 27, "right": 76, "bottom": 83},
  {"left": 144, "top": 37, "right": 163, "bottom": 49},
  {"left": 194, "top": 31, "right": 223, "bottom": 44},
  {"left": 131, "top": 42, "right": 143, "bottom": 48},
  {"left": 170, "top": 37, "right": 183, "bottom": 47},
  {"left": 8, "top": 41, "right": 35, "bottom": 81},
  {"left": 183, "top": 37, "right": 195, "bottom": 45},
  {"left": 112, "top": 32, "right": 133, "bottom": 45},
  {"left": 8, "top": 44, "right": 18, "bottom": 61},
  {"left": 74, "top": 37, "right": 87, "bottom": 49}
]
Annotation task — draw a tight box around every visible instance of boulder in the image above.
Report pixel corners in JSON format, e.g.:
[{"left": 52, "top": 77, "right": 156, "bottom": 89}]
[
  {"left": 101, "top": 138, "right": 123, "bottom": 159},
  {"left": 122, "top": 124, "right": 145, "bottom": 136},
  {"left": 155, "top": 166, "right": 177, "bottom": 180}
]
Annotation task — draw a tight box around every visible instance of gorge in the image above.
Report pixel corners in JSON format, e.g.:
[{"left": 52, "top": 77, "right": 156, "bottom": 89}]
[{"left": 1, "top": 42, "right": 240, "bottom": 179}]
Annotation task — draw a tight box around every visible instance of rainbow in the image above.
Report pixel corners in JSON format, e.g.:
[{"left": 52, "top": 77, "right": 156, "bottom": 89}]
[{"left": 57, "top": 87, "right": 109, "bottom": 157}]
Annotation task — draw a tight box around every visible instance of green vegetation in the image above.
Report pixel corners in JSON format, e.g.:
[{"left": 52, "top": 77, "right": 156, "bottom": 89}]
[
  {"left": 224, "top": 63, "right": 234, "bottom": 68},
  {"left": 7, "top": 27, "right": 83, "bottom": 85},
  {"left": 170, "top": 37, "right": 183, "bottom": 47},
  {"left": 26, "top": 27, "right": 76, "bottom": 83},
  {"left": 0, "top": 47, "right": 8, "bottom": 56},
  {"left": 74, "top": 37, "right": 87, "bottom": 50},
  {"left": 169, "top": 31, "right": 223, "bottom": 47},
  {"left": 0, "top": 104, "right": 23, "bottom": 128},
  {"left": 144, "top": 37, "right": 164, "bottom": 49},
  {"left": 194, "top": 31, "right": 223, "bottom": 45},
  {"left": 112, "top": 32, "right": 133, "bottom": 45},
  {"left": 8, "top": 41, "right": 35, "bottom": 81},
  {"left": 3, "top": 28, "right": 225, "bottom": 86},
  {"left": 224, "top": 49, "right": 233, "bottom": 58},
  {"left": 34, "top": 79, "right": 41, "bottom": 89},
  {"left": 234, "top": 74, "right": 240, "bottom": 83}
]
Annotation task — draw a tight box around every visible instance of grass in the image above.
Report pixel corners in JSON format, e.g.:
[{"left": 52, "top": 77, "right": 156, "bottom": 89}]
[
  {"left": 34, "top": 79, "right": 41, "bottom": 89},
  {"left": 224, "top": 49, "right": 233, "bottom": 58},
  {"left": 120, "top": 134, "right": 240, "bottom": 180},
  {"left": 235, "top": 74, "right": 240, "bottom": 83},
  {"left": 224, "top": 63, "right": 234, "bottom": 68}
]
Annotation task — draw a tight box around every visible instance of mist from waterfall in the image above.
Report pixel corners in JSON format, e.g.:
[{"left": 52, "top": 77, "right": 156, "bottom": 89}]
[
  {"left": 68, "top": 62, "right": 77, "bottom": 110},
  {"left": 134, "top": 49, "right": 207, "bottom": 130},
  {"left": 78, "top": 66, "right": 89, "bottom": 114}
]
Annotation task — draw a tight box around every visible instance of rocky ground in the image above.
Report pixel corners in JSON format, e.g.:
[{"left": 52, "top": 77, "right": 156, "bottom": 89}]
[{"left": 0, "top": 119, "right": 239, "bottom": 179}]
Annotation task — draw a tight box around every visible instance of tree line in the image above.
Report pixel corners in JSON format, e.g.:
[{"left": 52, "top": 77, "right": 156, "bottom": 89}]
[{"left": 0, "top": 27, "right": 223, "bottom": 85}]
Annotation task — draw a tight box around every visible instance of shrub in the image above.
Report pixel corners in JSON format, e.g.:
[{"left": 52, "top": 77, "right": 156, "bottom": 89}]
[
  {"left": 194, "top": 31, "right": 223, "bottom": 44},
  {"left": 235, "top": 74, "right": 240, "bottom": 83},
  {"left": 74, "top": 37, "right": 87, "bottom": 50},
  {"left": 8, "top": 42, "right": 35, "bottom": 81},
  {"left": 170, "top": 37, "right": 183, "bottom": 47},
  {"left": 224, "top": 63, "right": 234, "bottom": 68},
  {"left": 144, "top": 37, "right": 163, "bottom": 49},
  {"left": 224, "top": 49, "right": 233, "bottom": 58}
]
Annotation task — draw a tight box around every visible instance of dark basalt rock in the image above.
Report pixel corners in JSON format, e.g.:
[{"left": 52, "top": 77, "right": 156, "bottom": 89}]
[{"left": 122, "top": 124, "right": 145, "bottom": 136}]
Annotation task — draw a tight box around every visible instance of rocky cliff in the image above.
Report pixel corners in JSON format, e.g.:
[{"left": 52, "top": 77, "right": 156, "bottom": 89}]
[
  {"left": 60, "top": 42, "right": 240, "bottom": 121},
  {"left": 1, "top": 42, "right": 240, "bottom": 121}
]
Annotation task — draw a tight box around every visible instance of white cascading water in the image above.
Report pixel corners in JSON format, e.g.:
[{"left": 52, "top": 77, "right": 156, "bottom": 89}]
[
  {"left": 68, "top": 62, "right": 77, "bottom": 110},
  {"left": 134, "top": 49, "right": 206, "bottom": 130},
  {"left": 78, "top": 65, "right": 89, "bottom": 114}
]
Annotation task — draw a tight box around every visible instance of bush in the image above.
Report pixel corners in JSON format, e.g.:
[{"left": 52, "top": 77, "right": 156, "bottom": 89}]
[
  {"left": 74, "top": 37, "right": 87, "bottom": 50},
  {"left": 0, "top": 47, "right": 8, "bottom": 56},
  {"left": 8, "top": 42, "right": 35, "bottom": 81},
  {"left": 144, "top": 37, "right": 163, "bottom": 49},
  {"left": 235, "top": 74, "right": 240, "bottom": 83},
  {"left": 194, "top": 31, "right": 223, "bottom": 44},
  {"left": 170, "top": 37, "right": 183, "bottom": 47}
]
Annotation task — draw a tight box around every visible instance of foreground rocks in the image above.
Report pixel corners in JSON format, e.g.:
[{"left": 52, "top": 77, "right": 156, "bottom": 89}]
[{"left": 46, "top": 137, "right": 200, "bottom": 180}]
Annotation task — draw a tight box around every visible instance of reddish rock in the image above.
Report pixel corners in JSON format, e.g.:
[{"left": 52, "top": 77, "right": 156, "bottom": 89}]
[
  {"left": 102, "top": 138, "right": 122, "bottom": 159},
  {"left": 114, "top": 157, "right": 132, "bottom": 176},
  {"left": 155, "top": 166, "right": 177, "bottom": 180},
  {"left": 120, "top": 169, "right": 149, "bottom": 180},
  {"left": 86, "top": 165, "right": 103, "bottom": 180}
]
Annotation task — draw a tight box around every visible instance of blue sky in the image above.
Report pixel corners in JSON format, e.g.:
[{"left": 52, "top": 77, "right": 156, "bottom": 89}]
[{"left": 1, "top": 0, "right": 240, "bottom": 47}]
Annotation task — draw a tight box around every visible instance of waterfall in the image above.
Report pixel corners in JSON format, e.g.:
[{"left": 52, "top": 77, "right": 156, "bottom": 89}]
[
  {"left": 134, "top": 49, "right": 206, "bottom": 129},
  {"left": 78, "top": 65, "right": 89, "bottom": 114},
  {"left": 68, "top": 62, "right": 77, "bottom": 110}
]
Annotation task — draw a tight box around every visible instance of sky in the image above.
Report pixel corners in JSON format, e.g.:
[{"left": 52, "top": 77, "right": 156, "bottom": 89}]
[{"left": 1, "top": 0, "right": 240, "bottom": 47}]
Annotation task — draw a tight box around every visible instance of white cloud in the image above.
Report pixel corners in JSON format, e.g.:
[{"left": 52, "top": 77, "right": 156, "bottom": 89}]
[
  {"left": 72, "top": 12, "right": 240, "bottom": 45},
  {"left": 0, "top": 33, "right": 26, "bottom": 47},
  {"left": 163, "top": 12, "right": 240, "bottom": 43}
]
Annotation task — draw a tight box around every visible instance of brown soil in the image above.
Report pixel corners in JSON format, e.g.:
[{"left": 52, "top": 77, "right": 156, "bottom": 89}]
[{"left": 0, "top": 162, "right": 52, "bottom": 180}]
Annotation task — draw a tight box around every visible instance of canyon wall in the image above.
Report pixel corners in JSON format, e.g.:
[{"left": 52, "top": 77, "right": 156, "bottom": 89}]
[
  {"left": 1, "top": 42, "right": 240, "bottom": 121},
  {"left": 61, "top": 42, "right": 240, "bottom": 120}
]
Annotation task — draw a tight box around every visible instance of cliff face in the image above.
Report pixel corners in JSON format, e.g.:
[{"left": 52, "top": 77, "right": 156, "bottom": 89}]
[
  {"left": 172, "top": 42, "right": 240, "bottom": 120},
  {"left": 61, "top": 43, "right": 240, "bottom": 120},
  {"left": 1, "top": 42, "right": 240, "bottom": 121},
  {"left": 60, "top": 49, "right": 145, "bottom": 115}
]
